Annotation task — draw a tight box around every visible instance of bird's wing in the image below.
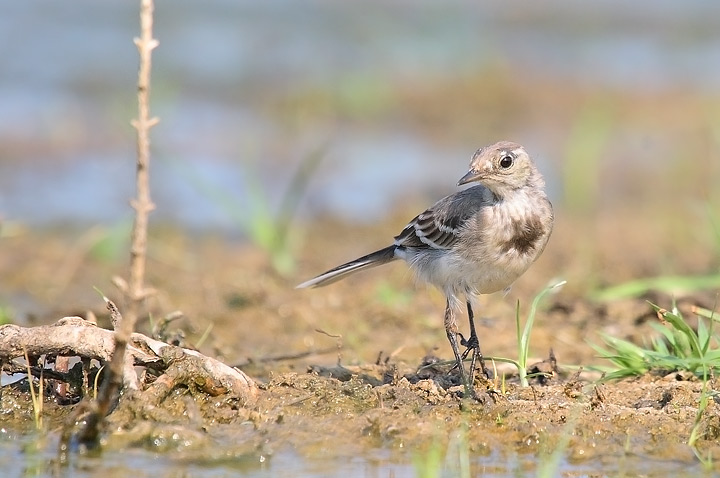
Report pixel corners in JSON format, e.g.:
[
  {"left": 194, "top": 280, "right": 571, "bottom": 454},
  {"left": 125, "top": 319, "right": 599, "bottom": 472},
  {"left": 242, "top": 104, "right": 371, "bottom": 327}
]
[{"left": 393, "top": 186, "right": 492, "bottom": 250}]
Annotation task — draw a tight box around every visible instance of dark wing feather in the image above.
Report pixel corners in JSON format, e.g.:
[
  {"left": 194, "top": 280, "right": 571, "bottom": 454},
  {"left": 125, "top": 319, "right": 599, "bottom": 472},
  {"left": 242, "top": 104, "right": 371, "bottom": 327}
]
[{"left": 393, "top": 186, "right": 492, "bottom": 250}]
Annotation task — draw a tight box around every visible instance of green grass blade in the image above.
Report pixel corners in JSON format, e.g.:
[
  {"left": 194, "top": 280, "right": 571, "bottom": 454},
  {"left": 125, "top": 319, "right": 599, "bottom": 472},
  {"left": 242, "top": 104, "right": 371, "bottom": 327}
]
[
  {"left": 516, "top": 280, "right": 566, "bottom": 387},
  {"left": 591, "top": 274, "right": 720, "bottom": 301}
]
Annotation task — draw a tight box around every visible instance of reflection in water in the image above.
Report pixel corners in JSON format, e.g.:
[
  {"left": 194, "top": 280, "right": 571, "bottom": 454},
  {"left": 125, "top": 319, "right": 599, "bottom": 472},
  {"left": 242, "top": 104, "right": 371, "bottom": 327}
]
[{"left": 0, "top": 429, "right": 710, "bottom": 478}]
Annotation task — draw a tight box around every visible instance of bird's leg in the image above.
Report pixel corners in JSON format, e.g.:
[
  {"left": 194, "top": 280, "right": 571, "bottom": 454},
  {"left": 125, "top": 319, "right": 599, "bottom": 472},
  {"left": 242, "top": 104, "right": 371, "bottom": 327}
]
[
  {"left": 462, "top": 300, "right": 489, "bottom": 380},
  {"left": 444, "top": 298, "right": 473, "bottom": 394}
]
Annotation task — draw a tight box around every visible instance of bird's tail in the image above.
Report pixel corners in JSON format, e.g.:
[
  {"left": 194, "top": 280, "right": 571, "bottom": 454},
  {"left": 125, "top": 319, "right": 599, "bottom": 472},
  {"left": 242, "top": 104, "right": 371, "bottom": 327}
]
[{"left": 296, "top": 246, "right": 397, "bottom": 289}]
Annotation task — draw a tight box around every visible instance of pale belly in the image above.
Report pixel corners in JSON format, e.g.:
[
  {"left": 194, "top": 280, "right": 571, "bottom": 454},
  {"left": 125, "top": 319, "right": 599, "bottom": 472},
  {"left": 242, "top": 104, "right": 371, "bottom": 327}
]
[{"left": 403, "top": 247, "right": 535, "bottom": 298}]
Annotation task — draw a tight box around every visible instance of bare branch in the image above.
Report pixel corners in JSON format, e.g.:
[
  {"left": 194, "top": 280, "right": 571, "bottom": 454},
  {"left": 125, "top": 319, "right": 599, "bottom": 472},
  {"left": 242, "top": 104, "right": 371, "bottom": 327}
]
[
  {"left": 81, "top": 0, "right": 161, "bottom": 448},
  {"left": 125, "top": 0, "right": 158, "bottom": 329}
]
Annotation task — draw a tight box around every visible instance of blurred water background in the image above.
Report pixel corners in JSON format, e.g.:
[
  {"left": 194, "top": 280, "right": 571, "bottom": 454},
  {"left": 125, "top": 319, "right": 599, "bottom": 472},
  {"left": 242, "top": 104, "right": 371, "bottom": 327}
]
[{"left": 1, "top": 0, "right": 719, "bottom": 230}]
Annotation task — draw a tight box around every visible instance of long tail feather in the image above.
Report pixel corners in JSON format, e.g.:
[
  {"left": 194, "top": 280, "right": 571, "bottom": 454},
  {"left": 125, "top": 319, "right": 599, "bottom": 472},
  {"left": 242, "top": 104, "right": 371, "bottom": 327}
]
[{"left": 296, "top": 246, "right": 397, "bottom": 289}]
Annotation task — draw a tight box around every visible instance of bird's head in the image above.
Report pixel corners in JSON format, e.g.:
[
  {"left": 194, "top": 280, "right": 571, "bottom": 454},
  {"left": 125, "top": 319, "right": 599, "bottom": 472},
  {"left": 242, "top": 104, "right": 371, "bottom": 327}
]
[{"left": 457, "top": 141, "right": 542, "bottom": 196}]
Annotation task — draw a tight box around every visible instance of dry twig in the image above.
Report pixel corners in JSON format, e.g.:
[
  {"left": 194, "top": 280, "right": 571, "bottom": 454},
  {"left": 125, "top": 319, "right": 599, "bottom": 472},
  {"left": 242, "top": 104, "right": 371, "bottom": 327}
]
[
  {"left": 125, "top": 0, "right": 159, "bottom": 323},
  {"left": 78, "top": 0, "right": 160, "bottom": 447}
]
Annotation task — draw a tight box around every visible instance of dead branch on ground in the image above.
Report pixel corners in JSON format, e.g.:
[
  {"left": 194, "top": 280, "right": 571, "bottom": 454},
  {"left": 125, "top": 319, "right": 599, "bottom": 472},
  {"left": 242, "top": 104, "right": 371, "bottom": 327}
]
[{"left": 0, "top": 317, "right": 258, "bottom": 406}]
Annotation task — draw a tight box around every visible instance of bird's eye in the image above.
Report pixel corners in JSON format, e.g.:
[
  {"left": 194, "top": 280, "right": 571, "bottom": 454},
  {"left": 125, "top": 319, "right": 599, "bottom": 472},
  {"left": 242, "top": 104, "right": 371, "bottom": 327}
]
[{"left": 499, "top": 154, "right": 514, "bottom": 169}]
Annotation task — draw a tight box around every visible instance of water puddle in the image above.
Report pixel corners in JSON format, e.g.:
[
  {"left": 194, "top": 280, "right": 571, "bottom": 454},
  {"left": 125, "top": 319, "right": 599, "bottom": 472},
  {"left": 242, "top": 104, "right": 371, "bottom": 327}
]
[{"left": 0, "top": 431, "right": 711, "bottom": 478}]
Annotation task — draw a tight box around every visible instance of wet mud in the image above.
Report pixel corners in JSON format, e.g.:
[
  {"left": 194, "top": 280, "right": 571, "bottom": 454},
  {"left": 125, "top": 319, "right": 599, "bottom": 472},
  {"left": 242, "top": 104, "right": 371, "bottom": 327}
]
[{"left": 1, "top": 206, "right": 719, "bottom": 475}]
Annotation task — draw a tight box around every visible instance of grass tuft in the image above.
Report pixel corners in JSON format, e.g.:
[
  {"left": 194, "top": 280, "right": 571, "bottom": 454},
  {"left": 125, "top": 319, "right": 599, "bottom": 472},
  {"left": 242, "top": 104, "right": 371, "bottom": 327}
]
[
  {"left": 595, "top": 299, "right": 720, "bottom": 465},
  {"left": 593, "top": 301, "right": 720, "bottom": 380}
]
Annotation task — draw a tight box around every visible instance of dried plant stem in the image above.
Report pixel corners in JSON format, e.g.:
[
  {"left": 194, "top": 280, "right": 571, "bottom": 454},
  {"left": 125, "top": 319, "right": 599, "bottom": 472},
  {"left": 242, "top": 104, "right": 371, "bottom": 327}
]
[
  {"left": 127, "top": 0, "right": 159, "bottom": 331},
  {"left": 112, "top": 0, "right": 159, "bottom": 400},
  {"left": 73, "top": 0, "right": 159, "bottom": 448}
]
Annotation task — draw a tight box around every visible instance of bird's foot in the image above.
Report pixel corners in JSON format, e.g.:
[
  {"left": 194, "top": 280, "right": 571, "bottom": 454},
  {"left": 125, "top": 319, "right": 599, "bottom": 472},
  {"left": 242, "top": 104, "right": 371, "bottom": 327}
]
[
  {"left": 457, "top": 332, "right": 492, "bottom": 380},
  {"left": 459, "top": 331, "right": 479, "bottom": 351}
]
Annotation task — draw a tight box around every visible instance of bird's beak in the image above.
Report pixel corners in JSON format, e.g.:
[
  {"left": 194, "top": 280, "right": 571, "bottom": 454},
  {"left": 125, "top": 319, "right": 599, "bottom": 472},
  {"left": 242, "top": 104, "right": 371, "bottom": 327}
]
[{"left": 457, "top": 169, "right": 482, "bottom": 186}]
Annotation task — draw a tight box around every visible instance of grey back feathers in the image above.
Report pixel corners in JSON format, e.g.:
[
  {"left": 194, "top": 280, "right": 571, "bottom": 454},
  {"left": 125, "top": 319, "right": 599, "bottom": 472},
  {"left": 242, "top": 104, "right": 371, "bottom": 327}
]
[{"left": 393, "top": 186, "right": 495, "bottom": 251}]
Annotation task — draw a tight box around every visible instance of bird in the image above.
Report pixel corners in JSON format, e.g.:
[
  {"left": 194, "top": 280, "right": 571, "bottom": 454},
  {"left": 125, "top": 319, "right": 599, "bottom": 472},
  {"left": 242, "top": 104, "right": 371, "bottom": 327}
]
[{"left": 297, "top": 141, "right": 554, "bottom": 392}]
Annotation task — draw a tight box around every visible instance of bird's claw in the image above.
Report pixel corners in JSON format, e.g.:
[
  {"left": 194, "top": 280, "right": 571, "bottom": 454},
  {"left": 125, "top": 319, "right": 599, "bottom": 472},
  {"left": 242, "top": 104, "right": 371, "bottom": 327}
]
[{"left": 458, "top": 332, "right": 479, "bottom": 354}]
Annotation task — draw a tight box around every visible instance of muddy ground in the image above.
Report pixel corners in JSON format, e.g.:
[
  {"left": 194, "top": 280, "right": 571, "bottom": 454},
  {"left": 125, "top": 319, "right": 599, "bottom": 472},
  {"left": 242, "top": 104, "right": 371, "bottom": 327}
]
[{"left": 1, "top": 201, "right": 720, "bottom": 476}]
